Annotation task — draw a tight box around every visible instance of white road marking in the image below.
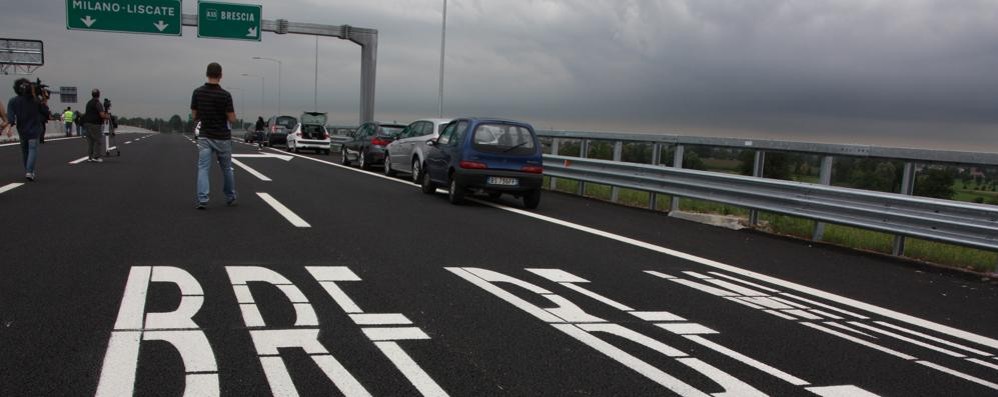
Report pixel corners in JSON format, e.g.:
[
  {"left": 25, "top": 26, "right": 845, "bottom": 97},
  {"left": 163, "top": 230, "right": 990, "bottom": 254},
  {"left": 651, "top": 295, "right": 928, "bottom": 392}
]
[
  {"left": 848, "top": 321, "right": 965, "bottom": 358},
  {"left": 762, "top": 309, "right": 799, "bottom": 320},
  {"left": 0, "top": 136, "right": 78, "bottom": 147},
  {"left": 373, "top": 341, "right": 450, "bottom": 397},
  {"left": 271, "top": 140, "right": 998, "bottom": 354},
  {"left": 124, "top": 141, "right": 132, "bottom": 144},
  {"left": 231, "top": 159, "right": 272, "bottom": 181},
  {"left": 256, "top": 192, "right": 310, "bottom": 228},
  {"left": 800, "top": 322, "right": 916, "bottom": 360},
  {"left": 349, "top": 313, "right": 413, "bottom": 325},
  {"left": 631, "top": 311, "right": 686, "bottom": 322},
  {"left": 824, "top": 322, "right": 876, "bottom": 338},
  {"left": 462, "top": 198, "right": 998, "bottom": 350},
  {"left": 655, "top": 323, "right": 719, "bottom": 335},
  {"left": 685, "top": 335, "right": 810, "bottom": 386},
  {"left": 707, "top": 272, "right": 780, "bottom": 293},
  {"left": 317, "top": 281, "right": 364, "bottom": 313},
  {"left": 560, "top": 282, "right": 635, "bottom": 311},
  {"left": 232, "top": 153, "right": 293, "bottom": 161},
  {"left": 69, "top": 156, "right": 90, "bottom": 164},
  {"left": 805, "top": 385, "right": 879, "bottom": 396},
  {"left": 915, "top": 360, "right": 998, "bottom": 390},
  {"left": 361, "top": 327, "right": 430, "bottom": 341},
  {"left": 872, "top": 321, "right": 992, "bottom": 357},
  {"left": 780, "top": 293, "right": 868, "bottom": 320},
  {"left": 0, "top": 183, "right": 23, "bottom": 194},
  {"left": 967, "top": 358, "right": 998, "bottom": 371}
]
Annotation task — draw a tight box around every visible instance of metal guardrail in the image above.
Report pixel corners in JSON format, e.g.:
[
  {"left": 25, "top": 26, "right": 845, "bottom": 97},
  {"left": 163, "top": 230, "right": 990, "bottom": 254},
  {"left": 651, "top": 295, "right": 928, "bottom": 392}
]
[
  {"left": 544, "top": 155, "right": 998, "bottom": 251},
  {"left": 536, "top": 130, "right": 998, "bottom": 166}
]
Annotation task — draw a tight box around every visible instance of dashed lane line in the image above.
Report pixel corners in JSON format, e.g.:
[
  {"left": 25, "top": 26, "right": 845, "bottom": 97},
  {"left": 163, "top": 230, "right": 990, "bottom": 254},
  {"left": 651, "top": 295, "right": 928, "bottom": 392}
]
[
  {"left": 0, "top": 183, "right": 24, "bottom": 194},
  {"left": 257, "top": 192, "right": 311, "bottom": 228},
  {"left": 69, "top": 147, "right": 117, "bottom": 165},
  {"left": 231, "top": 159, "right": 272, "bottom": 181}
]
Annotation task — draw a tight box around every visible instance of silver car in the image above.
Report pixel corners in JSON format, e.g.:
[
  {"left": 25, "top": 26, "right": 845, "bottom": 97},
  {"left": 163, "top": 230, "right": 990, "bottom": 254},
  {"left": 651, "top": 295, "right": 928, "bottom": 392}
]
[{"left": 383, "top": 118, "right": 452, "bottom": 181}]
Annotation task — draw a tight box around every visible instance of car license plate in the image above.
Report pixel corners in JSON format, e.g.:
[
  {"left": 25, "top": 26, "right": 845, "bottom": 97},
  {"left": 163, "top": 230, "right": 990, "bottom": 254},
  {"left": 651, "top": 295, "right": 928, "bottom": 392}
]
[{"left": 487, "top": 176, "right": 518, "bottom": 186}]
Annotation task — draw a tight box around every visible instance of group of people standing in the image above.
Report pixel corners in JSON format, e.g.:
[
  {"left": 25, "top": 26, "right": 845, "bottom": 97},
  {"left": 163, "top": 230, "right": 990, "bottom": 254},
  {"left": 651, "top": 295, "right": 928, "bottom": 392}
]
[{"left": 2, "top": 79, "right": 111, "bottom": 181}]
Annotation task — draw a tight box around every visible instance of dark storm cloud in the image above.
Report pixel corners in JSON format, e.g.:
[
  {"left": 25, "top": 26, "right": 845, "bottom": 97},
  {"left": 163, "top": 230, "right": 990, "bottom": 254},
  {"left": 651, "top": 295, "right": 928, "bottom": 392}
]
[{"left": 3, "top": 0, "right": 997, "bottom": 150}]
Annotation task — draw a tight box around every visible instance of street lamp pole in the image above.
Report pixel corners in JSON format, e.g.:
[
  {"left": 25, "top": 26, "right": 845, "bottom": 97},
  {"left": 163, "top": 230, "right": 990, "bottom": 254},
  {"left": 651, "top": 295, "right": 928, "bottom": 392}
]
[
  {"left": 241, "top": 73, "right": 265, "bottom": 119},
  {"left": 438, "top": 0, "right": 447, "bottom": 118},
  {"left": 252, "top": 56, "right": 282, "bottom": 116}
]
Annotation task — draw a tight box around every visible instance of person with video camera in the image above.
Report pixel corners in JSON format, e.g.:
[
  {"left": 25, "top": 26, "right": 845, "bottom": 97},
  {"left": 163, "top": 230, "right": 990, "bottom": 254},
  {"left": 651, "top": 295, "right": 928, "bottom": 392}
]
[
  {"left": 83, "top": 89, "right": 109, "bottom": 162},
  {"left": 6, "top": 78, "right": 47, "bottom": 181}
]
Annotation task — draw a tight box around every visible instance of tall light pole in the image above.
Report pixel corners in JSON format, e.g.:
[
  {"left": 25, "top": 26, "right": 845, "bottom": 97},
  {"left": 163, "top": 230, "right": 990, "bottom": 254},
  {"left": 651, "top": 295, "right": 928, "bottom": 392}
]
[
  {"left": 252, "top": 56, "right": 282, "bottom": 116},
  {"left": 314, "top": 36, "right": 319, "bottom": 112},
  {"left": 438, "top": 0, "right": 447, "bottom": 118},
  {"left": 227, "top": 87, "right": 245, "bottom": 129},
  {"left": 241, "top": 73, "right": 265, "bottom": 118}
]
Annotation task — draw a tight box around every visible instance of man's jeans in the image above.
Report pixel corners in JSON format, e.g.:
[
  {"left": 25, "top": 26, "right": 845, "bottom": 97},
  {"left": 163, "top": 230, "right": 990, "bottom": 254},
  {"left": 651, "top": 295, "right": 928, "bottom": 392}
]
[
  {"left": 85, "top": 123, "right": 103, "bottom": 159},
  {"left": 64, "top": 123, "right": 73, "bottom": 137},
  {"left": 196, "top": 137, "right": 236, "bottom": 204},
  {"left": 20, "top": 138, "right": 38, "bottom": 174}
]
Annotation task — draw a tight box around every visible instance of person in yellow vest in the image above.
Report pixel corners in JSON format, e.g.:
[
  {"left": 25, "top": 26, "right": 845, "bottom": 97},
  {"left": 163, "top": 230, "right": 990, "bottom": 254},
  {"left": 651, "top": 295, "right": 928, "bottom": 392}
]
[{"left": 61, "top": 107, "right": 75, "bottom": 137}]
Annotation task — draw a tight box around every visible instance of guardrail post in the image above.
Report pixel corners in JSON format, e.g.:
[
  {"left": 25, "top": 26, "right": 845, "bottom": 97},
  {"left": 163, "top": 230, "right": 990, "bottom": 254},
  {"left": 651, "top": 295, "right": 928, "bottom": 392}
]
[
  {"left": 578, "top": 139, "right": 589, "bottom": 196},
  {"left": 812, "top": 155, "right": 834, "bottom": 241},
  {"left": 892, "top": 162, "right": 916, "bottom": 256},
  {"left": 749, "top": 151, "right": 766, "bottom": 226},
  {"left": 611, "top": 141, "right": 623, "bottom": 202},
  {"left": 650, "top": 143, "right": 661, "bottom": 210},
  {"left": 549, "top": 138, "right": 560, "bottom": 190},
  {"left": 670, "top": 145, "right": 685, "bottom": 212}
]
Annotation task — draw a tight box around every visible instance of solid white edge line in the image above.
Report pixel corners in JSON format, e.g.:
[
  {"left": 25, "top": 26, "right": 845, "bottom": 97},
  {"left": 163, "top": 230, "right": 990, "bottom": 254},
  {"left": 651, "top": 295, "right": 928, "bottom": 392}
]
[
  {"left": 231, "top": 159, "right": 272, "bottom": 181},
  {"left": 824, "top": 322, "right": 877, "bottom": 338},
  {"left": 0, "top": 183, "right": 23, "bottom": 194},
  {"left": 256, "top": 192, "right": 311, "bottom": 227},
  {"left": 269, "top": 143, "right": 998, "bottom": 352}
]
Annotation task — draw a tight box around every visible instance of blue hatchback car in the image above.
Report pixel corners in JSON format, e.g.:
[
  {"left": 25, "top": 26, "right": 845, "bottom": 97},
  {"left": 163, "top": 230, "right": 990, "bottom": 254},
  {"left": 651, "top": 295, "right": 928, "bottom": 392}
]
[{"left": 420, "top": 118, "right": 544, "bottom": 208}]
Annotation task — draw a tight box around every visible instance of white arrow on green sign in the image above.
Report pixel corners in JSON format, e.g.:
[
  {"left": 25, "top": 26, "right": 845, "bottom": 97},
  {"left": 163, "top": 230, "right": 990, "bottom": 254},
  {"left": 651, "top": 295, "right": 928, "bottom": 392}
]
[
  {"left": 198, "top": 1, "right": 262, "bottom": 42},
  {"left": 66, "top": 0, "right": 181, "bottom": 36}
]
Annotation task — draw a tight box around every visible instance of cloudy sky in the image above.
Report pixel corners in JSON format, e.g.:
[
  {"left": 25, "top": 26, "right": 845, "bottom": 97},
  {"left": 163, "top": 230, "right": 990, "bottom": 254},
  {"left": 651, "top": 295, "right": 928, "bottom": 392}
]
[{"left": 3, "top": 0, "right": 998, "bottom": 151}]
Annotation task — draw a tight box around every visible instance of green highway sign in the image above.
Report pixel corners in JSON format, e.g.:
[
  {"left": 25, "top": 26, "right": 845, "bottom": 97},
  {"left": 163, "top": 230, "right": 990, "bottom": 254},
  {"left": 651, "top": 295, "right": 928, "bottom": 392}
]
[
  {"left": 198, "top": 1, "right": 262, "bottom": 42},
  {"left": 66, "top": 0, "right": 181, "bottom": 36}
]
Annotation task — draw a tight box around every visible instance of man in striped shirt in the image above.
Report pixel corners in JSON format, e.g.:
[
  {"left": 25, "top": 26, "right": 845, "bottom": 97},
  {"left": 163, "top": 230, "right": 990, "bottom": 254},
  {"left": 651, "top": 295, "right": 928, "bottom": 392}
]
[{"left": 191, "top": 62, "right": 237, "bottom": 209}]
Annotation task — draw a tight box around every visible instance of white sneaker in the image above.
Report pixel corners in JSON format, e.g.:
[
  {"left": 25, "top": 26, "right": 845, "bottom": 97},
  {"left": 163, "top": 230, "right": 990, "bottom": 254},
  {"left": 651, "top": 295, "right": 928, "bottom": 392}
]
[
  {"left": 92, "top": 158, "right": 103, "bottom": 163},
  {"left": 25, "top": 173, "right": 35, "bottom": 181}
]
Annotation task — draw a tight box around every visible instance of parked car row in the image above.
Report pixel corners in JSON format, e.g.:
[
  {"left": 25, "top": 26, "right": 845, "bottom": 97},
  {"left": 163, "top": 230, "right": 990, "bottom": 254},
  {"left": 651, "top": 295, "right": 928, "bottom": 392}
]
[{"left": 337, "top": 117, "right": 543, "bottom": 209}]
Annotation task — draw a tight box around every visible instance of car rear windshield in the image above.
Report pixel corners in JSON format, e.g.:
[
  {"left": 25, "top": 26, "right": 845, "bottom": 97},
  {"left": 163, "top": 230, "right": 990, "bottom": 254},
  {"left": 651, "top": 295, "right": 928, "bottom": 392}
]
[
  {"left": 276, "top": 116, "right": 297, "bottom": 129},
  {"left": 302, "top": 125, "right": 324, "bottom": 134},
  {"left": 472, "top": 124, "right": 536, "bottom": 155},
  {"left": 380, "top": 126, "right": 404, "bottom": 136}
]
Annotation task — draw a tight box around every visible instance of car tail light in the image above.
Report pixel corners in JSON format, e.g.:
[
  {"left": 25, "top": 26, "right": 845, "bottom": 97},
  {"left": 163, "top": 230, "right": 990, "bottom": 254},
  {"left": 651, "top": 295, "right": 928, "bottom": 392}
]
[
  {"left": 324, "top": 131, "right": 330, "bottom": 139},
  {"left": 371, "top": 137, "right": 391, "bottom": 146},
  {"left": 521, "top": 165, "right": 543, "bottom": 174},
  {"left": 271, "top": 126, "right": 276, "bottom": 133},
  {"left": 460, "top": 160, "right": 488, "bottom": 169}
]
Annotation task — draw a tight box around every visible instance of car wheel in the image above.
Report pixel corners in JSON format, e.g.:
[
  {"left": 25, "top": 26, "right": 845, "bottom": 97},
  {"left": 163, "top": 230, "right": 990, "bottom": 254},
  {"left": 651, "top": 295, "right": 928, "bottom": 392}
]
[
  {"left": 412, "top": 159, "right": 422, "bottom": 184},
  {"left": 420, "top": 166, "right": 435, "bottom": 194},
  {"left": 523, "top": 189, "right": 541, "bottom": 209},
  {"left": 359, "top": 150, "right": 369, "bottom": 170},
  {"left": 488, "top": 192, "right": 502, "bottom": 200},
  {"left": 384, "top": 155, "right": 396, "bottom": 177},
  {"left": 341, "top": 148, "right": 350, "bottom": 165},
  {"left": 448, "top": 178, "right": 465, "bottom": 205}
]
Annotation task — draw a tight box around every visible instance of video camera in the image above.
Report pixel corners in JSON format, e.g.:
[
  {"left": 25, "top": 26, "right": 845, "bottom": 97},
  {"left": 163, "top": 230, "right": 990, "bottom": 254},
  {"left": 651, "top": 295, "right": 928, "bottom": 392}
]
[
  {"left": 103, "top": 98, "right": 111, "bottom": 111},
  {"left": 13, "top": 78, "right": 50, "bottom": 102}
]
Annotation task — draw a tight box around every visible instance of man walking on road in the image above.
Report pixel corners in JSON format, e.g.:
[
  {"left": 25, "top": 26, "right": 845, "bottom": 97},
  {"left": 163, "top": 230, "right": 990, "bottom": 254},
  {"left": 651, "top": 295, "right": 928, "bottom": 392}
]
[
  {"left": 6, "top": 79, "right": 45, "bottom": 181},
  {"left": 83, "top": 89, "right": 108, "bottom": 162},
  {"left": 191, "top": 62, "right": 237, "bottom": 209}
]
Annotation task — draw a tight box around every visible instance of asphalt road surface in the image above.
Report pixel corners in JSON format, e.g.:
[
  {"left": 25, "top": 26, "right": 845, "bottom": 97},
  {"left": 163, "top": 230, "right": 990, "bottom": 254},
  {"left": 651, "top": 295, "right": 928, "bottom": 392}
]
[{"left": 1, "top": 132, "right": 997, "bottom": 396}]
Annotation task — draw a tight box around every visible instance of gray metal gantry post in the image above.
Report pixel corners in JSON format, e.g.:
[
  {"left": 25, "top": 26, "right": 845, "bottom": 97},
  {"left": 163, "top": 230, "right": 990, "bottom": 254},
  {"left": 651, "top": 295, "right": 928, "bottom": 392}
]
[{"left": 182, "top": 15, "right": 378, "bottom": 124}]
